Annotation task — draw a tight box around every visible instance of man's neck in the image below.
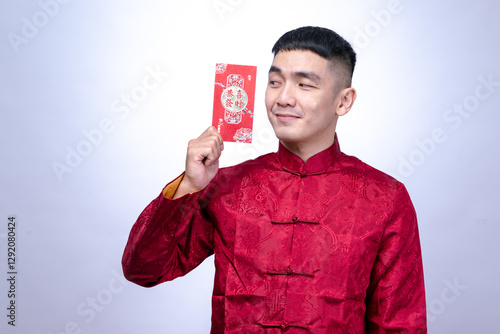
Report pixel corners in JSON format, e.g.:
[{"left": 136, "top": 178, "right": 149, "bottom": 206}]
[{"left": 280, "top": 137, "right": 335, "bottom": 162}]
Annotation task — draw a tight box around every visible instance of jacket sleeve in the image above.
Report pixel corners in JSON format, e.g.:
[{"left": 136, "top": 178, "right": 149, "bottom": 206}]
[
  {"left": 121, "top": 174, "right": 215, "bottom": 287},
  {"left": 365, "top": 184, "right": 427, "bottom": 333}
]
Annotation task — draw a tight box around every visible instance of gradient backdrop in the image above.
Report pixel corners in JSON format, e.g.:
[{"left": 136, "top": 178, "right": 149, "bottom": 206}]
[{"left": 1, "top": 0, "right": 499, "bottom": 333}]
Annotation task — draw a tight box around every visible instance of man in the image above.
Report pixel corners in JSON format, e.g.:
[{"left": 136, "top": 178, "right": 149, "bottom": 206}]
[{"left": 122, "top": 26, "right": 427, "bottom": 333}]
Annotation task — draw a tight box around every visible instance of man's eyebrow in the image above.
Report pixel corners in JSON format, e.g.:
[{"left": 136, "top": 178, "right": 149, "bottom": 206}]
[
  {"left": 269, "top": 66, "right": 282, "bottom": 75},
  {"left": 293, "top": 71, "right": 321, "bottom": 84},
  {"left": 269, "top": 66, "right": 321, "bottom": 84}
]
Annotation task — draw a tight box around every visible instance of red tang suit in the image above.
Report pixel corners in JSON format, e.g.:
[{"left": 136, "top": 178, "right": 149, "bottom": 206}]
[{"left": 122, "top": 137, "right": 427, "bottom": 333}]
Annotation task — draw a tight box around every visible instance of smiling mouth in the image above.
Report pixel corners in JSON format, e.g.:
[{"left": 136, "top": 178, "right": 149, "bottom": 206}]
[
  {"left": 277, "top": 115, "right": 298, "bottom": 122},
  {"left": 274, "top": 112, "right": 300, "bottom": 122}
]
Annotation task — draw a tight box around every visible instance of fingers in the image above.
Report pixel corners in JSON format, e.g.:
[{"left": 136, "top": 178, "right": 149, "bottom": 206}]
[
  {"left": 173, "top": 126, "right": 224, "bottom": 197},
  {"left": 188, "top": 126, "right": 224, "bottom": 166},
  {"left": 178, "top": 126, "right": 224, "bottom": 194},
  {"left": 199, "top": 126, "right": 224, "bottom": 150}
]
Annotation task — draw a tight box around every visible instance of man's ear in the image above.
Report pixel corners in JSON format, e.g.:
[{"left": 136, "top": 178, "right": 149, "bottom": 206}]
[{"left": 335, "top": 87, "right": 357, "bottom": 116}]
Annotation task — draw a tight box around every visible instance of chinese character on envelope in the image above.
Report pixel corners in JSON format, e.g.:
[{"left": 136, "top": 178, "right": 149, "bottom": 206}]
[{"left": 212, "top": 63, "right": 257, "bottom": 143}]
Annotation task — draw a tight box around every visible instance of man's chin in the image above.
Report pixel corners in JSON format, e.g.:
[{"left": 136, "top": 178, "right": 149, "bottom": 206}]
[{"left": 273, "top": 130, "right": 301, "bottom": 144}]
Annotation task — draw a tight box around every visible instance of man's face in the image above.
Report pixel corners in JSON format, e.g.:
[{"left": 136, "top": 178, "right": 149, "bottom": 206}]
[{"left": 265, "top": 50, "right": 342, "bottom": 153}]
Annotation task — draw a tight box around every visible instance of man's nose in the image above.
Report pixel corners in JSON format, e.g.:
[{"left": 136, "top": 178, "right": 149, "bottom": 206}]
[{"left": 276, "top": 83, "right": 296, "bottom": 107}]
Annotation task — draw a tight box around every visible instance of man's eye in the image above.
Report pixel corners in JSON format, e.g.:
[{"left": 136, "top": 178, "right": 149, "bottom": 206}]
[
  {"left": 269, "top": 80, "right": 280, "bottom": 86},
  {"left": 299, "top": 83, "right": 312, "bottom": 88}
]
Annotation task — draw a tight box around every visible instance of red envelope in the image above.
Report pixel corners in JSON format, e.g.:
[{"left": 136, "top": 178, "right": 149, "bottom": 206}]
[{"left": 212, "top": 63, "right": 257, "bottom": 143}]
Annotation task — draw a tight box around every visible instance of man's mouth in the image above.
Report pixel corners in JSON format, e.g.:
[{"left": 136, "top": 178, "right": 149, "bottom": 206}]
[{"left": 274, "top": 111, "right": 301, "bottom": 122}]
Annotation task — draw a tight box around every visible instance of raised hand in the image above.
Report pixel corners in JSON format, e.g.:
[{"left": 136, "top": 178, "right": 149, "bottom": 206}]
[{"left": 173, "top": 126, "right": 224, "bottom": 199}]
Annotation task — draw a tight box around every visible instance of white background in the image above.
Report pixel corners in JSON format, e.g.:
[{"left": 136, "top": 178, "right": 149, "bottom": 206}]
[{"left": 1, "top": 0, "right": 499, "bottom": 333}]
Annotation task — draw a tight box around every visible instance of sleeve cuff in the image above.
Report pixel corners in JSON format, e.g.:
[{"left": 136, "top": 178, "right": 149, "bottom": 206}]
[{"left": 162, "top": 173, "right": 185, "bottom": 199}]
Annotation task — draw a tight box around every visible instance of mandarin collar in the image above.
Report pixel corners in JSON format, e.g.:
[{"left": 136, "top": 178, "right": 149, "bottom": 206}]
[{"left": 277, "top": 135, "right": 341, "bottom": 176}]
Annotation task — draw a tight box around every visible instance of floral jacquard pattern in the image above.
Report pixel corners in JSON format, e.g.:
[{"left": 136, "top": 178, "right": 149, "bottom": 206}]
[{"left": 122, "top": 136, "right": 427, "bottom": 333}]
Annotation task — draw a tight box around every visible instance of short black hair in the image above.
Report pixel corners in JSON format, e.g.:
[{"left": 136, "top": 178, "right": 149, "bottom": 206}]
[{"left": 272, "top": 26, "right": 356, "bottom": 88}]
